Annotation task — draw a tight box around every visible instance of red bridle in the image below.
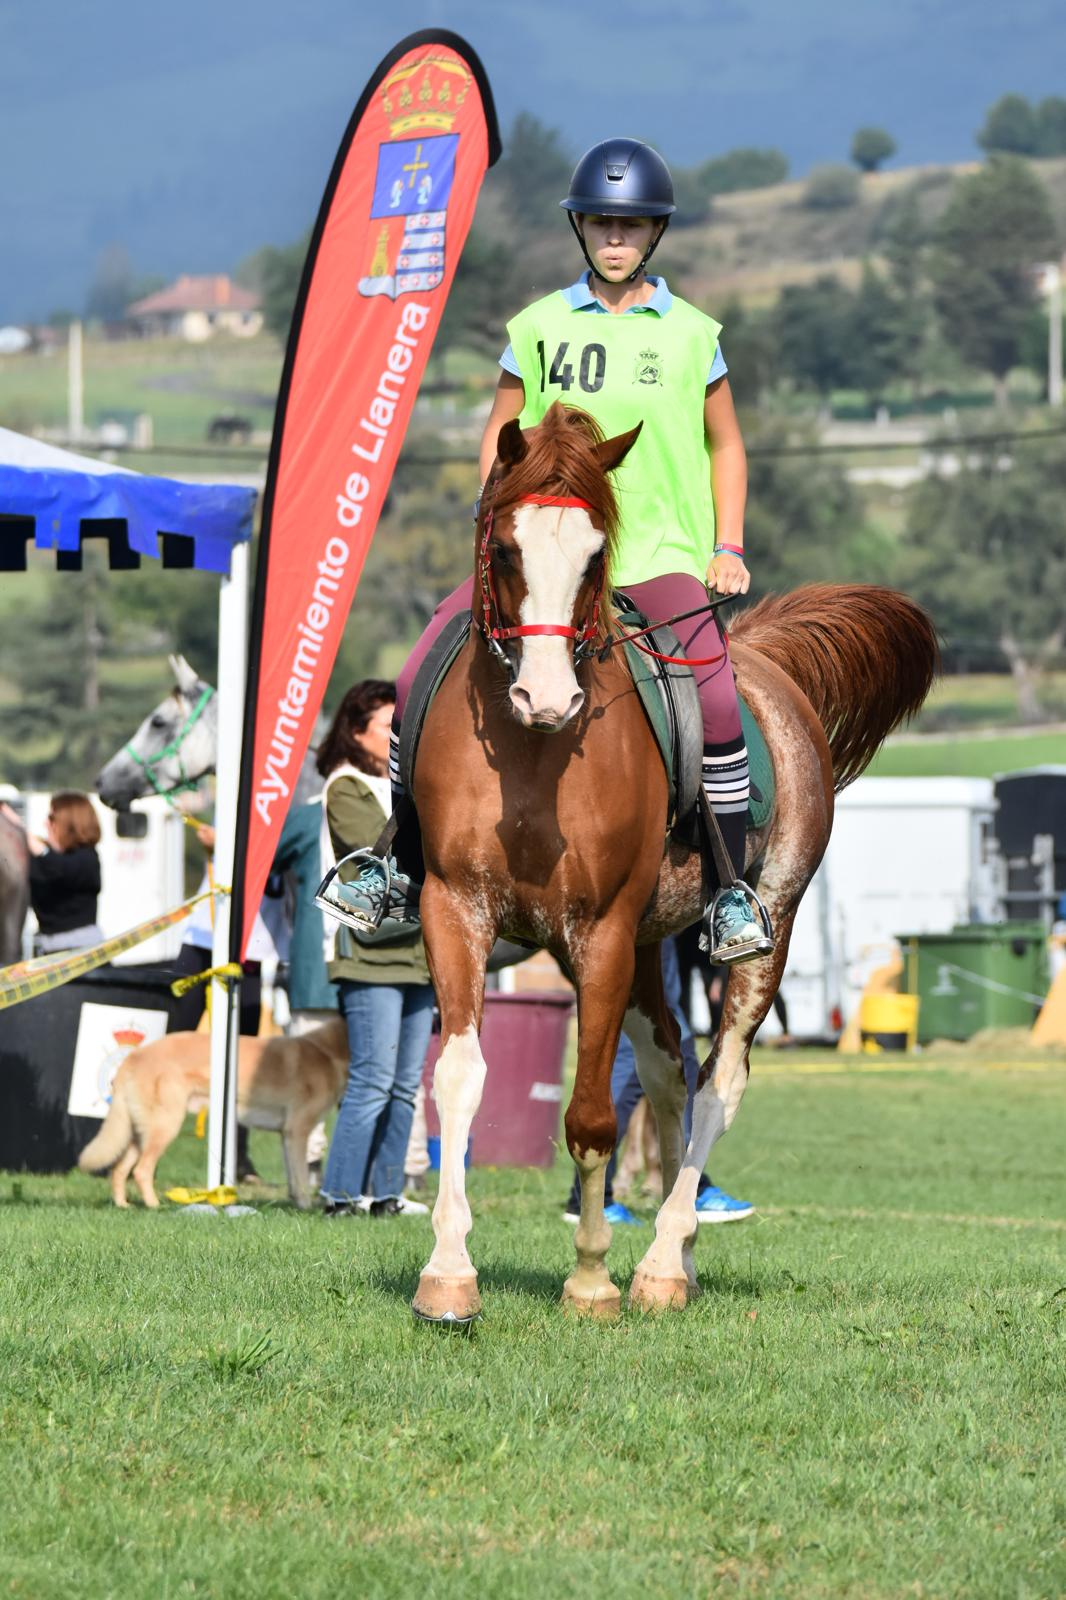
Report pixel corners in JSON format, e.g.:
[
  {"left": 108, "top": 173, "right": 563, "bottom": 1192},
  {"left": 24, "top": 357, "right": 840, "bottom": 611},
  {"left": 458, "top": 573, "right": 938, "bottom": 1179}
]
[{"left": 478, "top": 494, "right": 607, "bottom": 669}]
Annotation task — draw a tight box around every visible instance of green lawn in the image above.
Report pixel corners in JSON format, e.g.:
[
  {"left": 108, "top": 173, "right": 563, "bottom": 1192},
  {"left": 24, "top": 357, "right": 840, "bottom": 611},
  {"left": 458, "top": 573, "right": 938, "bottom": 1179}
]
[
  {"left": 869, "top": 730, "right": 1066, "bottom": 778},
  {"left": 0, "top": 1054, "right": 1062, "bottom": 1598}
]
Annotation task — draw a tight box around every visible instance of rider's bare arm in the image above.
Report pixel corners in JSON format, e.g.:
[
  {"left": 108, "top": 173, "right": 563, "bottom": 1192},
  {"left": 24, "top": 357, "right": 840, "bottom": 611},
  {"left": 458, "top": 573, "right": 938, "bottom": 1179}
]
[
  {"left": 479, "top": 372, "right": 526, "bottom": 482},
  {"left": 704, "top": 376, "right": 749, "bottom": 596}
]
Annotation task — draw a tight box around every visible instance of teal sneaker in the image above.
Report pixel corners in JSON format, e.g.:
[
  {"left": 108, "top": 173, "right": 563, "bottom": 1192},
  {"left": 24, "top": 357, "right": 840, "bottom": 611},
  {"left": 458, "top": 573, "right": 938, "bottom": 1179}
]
[
  {"left": 315, "top": 850, "right": 421, "bottom": 943},
  {"left": 694, "top": 1184, "right": 755, "bottom": 1225},
  {"left": 562, "top": 1202, "right": 643, "bottom": 1225},
  {"left": 707, "top": 885, "right": 774, "bottom": 965}
]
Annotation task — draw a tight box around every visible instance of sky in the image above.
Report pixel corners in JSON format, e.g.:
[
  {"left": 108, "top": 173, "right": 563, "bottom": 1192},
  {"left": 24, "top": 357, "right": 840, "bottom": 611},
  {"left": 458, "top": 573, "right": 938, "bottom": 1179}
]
[{"left": 2, "top": 0, "right": 1065, "bottom": 320}]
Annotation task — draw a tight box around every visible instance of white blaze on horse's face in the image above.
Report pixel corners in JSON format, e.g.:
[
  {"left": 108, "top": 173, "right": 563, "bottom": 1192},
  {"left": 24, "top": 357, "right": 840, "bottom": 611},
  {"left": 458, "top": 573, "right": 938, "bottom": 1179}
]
[{"left": 508, "top": 503, "right": 602, "bottom": 731}]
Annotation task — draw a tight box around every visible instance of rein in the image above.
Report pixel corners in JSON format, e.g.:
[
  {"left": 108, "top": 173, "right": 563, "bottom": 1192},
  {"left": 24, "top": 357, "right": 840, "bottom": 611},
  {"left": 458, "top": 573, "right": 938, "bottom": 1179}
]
[
  {"left": 124, "top": 686, "right": 214, "bottom": 799},
  {"left": 477, "top": 492, "right": 732, "bottom": 673}
]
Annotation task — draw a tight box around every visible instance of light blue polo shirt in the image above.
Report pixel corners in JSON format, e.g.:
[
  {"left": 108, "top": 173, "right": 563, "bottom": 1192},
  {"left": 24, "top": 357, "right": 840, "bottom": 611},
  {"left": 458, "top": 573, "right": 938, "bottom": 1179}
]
[{"left": 499, "top": 273, "right": 728, "bottom": 385}]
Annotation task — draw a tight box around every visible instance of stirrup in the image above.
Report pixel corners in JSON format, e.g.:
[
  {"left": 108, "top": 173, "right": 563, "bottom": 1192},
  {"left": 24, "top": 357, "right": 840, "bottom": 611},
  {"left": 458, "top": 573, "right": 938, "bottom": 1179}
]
[
  {"left": 314, "top": 849, "right": 397, "bottom": 937},
  {"left": 700, "top": 879, "right": 775, "bottom": 966}
]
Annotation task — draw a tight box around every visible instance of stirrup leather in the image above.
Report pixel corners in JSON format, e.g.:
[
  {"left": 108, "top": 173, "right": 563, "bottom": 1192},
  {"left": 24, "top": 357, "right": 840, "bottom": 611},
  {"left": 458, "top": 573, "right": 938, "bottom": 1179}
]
[{"left": 700, "top": 879, "right": 775, "bottom": 966}]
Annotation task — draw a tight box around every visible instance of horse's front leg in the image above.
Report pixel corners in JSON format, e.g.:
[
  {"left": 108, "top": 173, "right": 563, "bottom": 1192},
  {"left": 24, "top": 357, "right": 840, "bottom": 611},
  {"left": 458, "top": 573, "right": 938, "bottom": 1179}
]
[
  {"left": 620, "top": 943, "right": 692, "bottom": 1311},
  {"left": 412, "top": 878, "right": 494, "bottom": 1325},
  {"left": 634, "top": 907, "right": 797, "bottom": 1301},
  {"left": 562, "top": 919, "right": 636, "bottom": 1319}
]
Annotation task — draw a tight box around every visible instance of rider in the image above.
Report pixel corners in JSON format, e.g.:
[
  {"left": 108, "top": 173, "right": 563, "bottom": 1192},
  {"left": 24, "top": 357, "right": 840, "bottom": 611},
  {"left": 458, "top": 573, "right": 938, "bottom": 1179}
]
[{"left": 326, "top": 136, "right": 773, "bottom": 965}]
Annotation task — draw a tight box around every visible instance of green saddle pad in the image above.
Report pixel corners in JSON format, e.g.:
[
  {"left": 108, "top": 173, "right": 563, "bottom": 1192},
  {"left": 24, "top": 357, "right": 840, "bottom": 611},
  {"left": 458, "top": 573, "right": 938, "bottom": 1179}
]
[{"left": 739, "top": 695, "right": 774, "bottom": 832}]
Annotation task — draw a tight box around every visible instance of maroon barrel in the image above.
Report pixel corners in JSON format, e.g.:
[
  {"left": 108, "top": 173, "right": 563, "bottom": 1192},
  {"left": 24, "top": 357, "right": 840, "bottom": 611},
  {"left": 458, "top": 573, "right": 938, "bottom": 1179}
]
[{"left": 422, "top": 990, "right": 574, "bottom": 1167}]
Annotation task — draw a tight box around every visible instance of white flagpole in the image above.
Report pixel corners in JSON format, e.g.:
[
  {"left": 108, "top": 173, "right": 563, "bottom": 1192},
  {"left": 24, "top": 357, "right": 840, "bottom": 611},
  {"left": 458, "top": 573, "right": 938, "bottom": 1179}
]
[{"left": 208, "top": 537, "right": 249, "bottom": 1189}]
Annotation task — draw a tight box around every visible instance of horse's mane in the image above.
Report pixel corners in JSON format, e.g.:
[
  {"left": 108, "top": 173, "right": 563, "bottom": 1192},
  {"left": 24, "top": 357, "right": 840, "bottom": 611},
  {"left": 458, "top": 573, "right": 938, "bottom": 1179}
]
[{"left": 489, "top": 403, "right": 622, "bottom": 565}]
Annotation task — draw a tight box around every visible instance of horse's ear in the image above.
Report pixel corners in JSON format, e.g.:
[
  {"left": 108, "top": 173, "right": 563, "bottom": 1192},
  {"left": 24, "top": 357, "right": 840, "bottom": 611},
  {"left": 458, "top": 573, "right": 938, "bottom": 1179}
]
[
  {"left": 496, "top": 420, "right": 528, "bottom": 468},
  {"left": 168, "top": 654, "right": 200, "bottom": 697},
  {"left": 595, "top": 421, "right": 643, "bottom": 475}
]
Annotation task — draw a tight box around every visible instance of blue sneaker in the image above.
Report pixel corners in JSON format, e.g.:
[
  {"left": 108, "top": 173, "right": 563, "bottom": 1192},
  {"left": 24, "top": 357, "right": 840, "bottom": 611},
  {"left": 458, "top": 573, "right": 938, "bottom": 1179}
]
[
  {"left": 708, "top": 887, "right": 773, "bottom": 965},
  {"left": 562, "top": 1202, "right": 643, "bottom": 1225},
  {"left": 694, "top": 1184, "right": 755, "bottom": 1225},
  {"left": 315, "top": 850, "right": 421, "bottom": 943}
]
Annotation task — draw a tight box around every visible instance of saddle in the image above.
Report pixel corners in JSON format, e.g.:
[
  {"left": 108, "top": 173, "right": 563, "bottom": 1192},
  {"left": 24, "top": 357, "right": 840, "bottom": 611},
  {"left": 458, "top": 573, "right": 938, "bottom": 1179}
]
[{"left": 397, "top": 599, "right": 775, "bottom": 839}]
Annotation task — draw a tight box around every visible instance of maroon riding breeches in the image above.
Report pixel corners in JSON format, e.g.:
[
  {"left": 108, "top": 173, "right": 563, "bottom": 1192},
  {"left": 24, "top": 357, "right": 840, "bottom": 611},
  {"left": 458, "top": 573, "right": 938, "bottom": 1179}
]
[{"left": 394, "top": 571, "right": 741, "bottom": 746}]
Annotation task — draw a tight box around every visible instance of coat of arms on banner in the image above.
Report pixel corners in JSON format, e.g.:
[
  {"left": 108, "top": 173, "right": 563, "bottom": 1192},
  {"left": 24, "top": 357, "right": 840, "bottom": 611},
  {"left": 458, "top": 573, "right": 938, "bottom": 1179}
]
[
  {"left": 359, "top": 133, "right": 458, "bottom": 299},
  {"left": 68, "top": 1003, "right": 168, "bottom": 1119}
]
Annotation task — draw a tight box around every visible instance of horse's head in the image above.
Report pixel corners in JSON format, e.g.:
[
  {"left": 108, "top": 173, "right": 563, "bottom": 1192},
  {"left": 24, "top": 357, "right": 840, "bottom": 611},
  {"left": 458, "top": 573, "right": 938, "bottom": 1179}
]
[
  {"left": 479, "top": 404, "right": 641, "bottom": 732},
  {"left": 95, "top": 654, "right": 217, "bottom": 810}
]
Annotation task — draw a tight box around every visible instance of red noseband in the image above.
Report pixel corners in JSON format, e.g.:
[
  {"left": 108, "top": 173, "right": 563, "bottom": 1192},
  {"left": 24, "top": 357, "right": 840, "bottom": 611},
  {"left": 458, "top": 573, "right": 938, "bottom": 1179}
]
[{"left": 478, "top": 495, "right": 605, "bottom": 667}]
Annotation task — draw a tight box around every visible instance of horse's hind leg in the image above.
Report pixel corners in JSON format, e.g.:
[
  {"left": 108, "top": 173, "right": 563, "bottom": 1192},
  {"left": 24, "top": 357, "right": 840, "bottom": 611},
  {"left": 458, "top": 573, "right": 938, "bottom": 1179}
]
[
  {"left": 562, "top": 921, "right": 636, "bottom": 1319},
  {"left": 635, "top": 907, "right": 797, "bottom": 1294},
  {"left": 623, "top": 943, "right": 692, "bottom": 1311},
  {"left": 413, "top": 881, "right": 493, "bottom": 1325}
]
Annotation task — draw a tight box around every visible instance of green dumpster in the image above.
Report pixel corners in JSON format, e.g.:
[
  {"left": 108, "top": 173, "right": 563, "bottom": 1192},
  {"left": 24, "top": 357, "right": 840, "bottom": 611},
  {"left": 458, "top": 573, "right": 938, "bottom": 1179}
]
[{"left": 899, "top": 924, "right": 1049, "bottom": 1043}]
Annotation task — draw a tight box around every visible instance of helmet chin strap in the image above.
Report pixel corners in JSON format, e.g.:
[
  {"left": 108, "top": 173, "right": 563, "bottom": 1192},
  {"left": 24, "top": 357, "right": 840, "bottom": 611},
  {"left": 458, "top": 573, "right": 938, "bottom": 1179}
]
[{"left": 568, "top": 214, "right": 670, "bottom": 286}]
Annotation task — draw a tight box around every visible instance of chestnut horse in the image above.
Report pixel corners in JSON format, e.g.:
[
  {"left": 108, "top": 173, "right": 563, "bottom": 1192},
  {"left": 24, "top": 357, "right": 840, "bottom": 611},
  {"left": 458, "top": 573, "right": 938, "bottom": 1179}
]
[{"left": 411, "top": 404, "right": 937, "bottom": 1323}]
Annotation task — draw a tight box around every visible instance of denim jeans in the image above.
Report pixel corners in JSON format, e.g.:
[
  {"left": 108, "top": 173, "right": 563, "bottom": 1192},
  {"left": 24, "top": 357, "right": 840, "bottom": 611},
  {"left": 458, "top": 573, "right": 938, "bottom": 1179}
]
[
  {"left": 566, "top": 937, "right": 704, "bottom": 1211},
  {"left": 321, "top": 979, "right": 435, "bottom": 1205}
]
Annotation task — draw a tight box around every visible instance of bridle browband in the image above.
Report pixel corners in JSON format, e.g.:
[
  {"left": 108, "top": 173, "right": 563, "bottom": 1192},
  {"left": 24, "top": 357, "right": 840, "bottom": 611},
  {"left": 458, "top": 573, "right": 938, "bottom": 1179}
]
[{"left": 477, "top": 494, "right": 607, "bottom": 674}]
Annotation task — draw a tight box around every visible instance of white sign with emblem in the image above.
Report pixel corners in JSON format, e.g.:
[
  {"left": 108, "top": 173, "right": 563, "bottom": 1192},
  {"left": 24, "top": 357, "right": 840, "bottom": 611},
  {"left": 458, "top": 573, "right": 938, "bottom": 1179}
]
[{"left": 68, "top": 1003, "right": 169, "bottom": 1119}]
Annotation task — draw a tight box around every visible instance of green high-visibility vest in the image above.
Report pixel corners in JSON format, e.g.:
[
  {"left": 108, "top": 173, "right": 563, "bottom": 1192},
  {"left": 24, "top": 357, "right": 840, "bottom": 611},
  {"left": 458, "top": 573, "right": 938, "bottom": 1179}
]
[{"left": 506, "top": 289, "right": 722, "bottom": 585}]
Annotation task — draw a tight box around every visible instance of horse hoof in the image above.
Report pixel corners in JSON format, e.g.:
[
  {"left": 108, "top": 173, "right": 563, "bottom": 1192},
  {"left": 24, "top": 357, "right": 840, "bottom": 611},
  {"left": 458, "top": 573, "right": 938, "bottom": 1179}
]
[
  {"left": 629, "top": 1270, "right": 689, "bottom": 1312},
  {"left": 411, "top": 1271, "right": 481, "bottom": 1326},
  {"left": 561, "top": 1279, "right": 621, "bottom": 1319}
]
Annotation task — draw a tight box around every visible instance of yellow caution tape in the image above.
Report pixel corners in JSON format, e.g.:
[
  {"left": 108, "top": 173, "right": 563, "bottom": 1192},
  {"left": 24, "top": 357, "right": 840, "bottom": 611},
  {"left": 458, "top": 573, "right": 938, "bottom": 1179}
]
[
  {"left": 164, "top": 1186, "right": 238, "bottom": 1207},
  {"left": 0, "top": 886, "right": 226, "bottom": 1011},
  {"left": 195, "top": 1109, "right": 208, "bottom": 1140},
  {"left": 169, "top": 962, "right": 243, "bottom": 998}
]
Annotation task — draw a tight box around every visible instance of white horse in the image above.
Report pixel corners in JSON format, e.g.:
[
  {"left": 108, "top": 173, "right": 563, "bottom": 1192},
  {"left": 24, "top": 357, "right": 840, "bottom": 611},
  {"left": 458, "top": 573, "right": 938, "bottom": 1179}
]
[{"left": 95, "top": 656, "right": 218, "bottom": 811}]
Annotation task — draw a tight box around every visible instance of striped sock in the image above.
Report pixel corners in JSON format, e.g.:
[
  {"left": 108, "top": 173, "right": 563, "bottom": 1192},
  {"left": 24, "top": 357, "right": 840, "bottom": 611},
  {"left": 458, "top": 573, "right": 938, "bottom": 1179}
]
[
  {"left": 702, "top": 736, "right": 749, "bottom": 881},
  {"left": 388, "top": 727, "right": 402, "bottom": 812}
]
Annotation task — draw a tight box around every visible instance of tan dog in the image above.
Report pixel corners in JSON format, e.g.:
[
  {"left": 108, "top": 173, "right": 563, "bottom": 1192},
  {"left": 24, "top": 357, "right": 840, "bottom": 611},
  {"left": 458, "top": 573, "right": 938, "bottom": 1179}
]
[{"left": 78, "top": 1018, "right": 348, "bottom": 1210}]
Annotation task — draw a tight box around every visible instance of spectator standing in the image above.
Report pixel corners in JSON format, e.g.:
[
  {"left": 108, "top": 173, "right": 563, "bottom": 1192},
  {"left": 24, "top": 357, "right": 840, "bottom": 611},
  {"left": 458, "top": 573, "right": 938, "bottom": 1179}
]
[
  {"left": 1, "top": 791, "right": 102, "bottom": 955},
  {"left": 317, "top": 681, "right": 433, "bottom": 1218}
]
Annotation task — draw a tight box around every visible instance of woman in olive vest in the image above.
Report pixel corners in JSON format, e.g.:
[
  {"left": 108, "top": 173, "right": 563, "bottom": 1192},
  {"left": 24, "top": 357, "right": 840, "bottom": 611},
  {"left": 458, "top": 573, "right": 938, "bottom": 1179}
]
[{"left": 336, "top": 138, "right": 772, "bottom": 967}]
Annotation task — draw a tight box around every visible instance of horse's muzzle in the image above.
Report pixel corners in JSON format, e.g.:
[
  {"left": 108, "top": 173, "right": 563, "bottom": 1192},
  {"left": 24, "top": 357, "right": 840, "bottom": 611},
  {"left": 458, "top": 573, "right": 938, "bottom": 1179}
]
[{"left": 509, "top": 684, "right": 585, "bottom": 731}]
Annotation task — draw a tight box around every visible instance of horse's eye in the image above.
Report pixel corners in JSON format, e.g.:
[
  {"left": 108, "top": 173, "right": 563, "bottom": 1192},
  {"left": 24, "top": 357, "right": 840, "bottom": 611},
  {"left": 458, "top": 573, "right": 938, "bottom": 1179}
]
[
  {"left": 150, "top": 714, "right": 168, "bottom": 730},
  {"left": 490, "top": 543, "right": 512, "bottom": 568}
]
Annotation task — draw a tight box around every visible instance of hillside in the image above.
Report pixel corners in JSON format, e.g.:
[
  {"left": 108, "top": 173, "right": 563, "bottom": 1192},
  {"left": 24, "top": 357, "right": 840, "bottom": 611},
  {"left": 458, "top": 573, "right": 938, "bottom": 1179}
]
[{"left": 663, "top": 156, "right": 1066, "bottom": 310}]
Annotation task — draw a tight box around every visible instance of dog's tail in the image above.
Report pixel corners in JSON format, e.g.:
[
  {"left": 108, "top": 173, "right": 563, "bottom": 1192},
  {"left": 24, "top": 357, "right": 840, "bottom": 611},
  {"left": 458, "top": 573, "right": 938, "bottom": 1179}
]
[{"left": 78, "top": 1078, "right": 134, "bottom": 1173}]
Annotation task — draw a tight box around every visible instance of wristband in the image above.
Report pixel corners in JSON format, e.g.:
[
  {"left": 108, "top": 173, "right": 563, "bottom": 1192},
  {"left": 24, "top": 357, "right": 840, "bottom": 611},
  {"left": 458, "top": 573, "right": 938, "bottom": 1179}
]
[{"left": 713, "top": 544, "right": 745, "bottom": 558}]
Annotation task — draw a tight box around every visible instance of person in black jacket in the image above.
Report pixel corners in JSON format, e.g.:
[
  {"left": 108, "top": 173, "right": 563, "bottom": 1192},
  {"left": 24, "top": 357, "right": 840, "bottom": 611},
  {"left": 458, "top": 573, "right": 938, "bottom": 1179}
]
[{"left": 1, "top": 791, "right": 102, "bottom": 955}]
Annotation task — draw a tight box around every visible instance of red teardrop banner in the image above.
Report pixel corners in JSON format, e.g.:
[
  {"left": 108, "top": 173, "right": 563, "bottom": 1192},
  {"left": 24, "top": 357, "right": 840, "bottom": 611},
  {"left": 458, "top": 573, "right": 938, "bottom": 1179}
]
[{"left": 231, "top": 30, "right": 499, "bottom": 958}]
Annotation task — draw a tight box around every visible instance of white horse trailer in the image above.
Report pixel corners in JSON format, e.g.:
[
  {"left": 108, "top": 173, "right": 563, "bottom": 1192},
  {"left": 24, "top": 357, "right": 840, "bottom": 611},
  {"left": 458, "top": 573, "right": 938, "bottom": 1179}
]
[
  {"left": 20, "top": 793, "right": 186, "bottom": 964},
  {"left": 768, "top": 777, "right": 1002, "bottom": 1041}
]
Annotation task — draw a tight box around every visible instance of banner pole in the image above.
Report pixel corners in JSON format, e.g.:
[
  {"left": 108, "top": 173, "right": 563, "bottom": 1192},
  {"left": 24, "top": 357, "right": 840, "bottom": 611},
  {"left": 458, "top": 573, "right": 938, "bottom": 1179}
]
[{"left": 208, "top": 537, "right": 249, "bottom": 1190}]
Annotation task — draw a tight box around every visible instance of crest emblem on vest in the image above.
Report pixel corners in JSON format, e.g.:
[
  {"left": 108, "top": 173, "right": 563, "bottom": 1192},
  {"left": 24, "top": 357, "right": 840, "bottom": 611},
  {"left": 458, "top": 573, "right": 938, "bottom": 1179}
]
[{"left": 634, "top": 348, "right": 663, "bottom": 386}]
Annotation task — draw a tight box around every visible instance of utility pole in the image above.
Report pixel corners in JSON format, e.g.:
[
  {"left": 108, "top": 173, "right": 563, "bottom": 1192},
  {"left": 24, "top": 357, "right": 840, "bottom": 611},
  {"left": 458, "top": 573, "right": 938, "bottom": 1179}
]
[
  {"left": 67, "top": 320, "right": 84, "bottom": 443},
  {"left": 1047, "top": 262, "right": 1063, "bottom": 408}
]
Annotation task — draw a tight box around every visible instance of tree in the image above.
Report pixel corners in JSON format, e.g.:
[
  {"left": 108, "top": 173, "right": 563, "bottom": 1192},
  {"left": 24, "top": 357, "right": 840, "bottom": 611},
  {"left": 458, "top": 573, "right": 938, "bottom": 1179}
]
[
  {"left": 491, "top": 113, "right": 574, "bottom": 226},
  {"left": 848, "top": 262, "right": 904, "bottom": 398},
  {"left": 880, "top": 191, "right": 931, "bottom": 385},
  {"left": 436, "top": 228, "right": 520, "bottom": 359},
  {"left": 714, "top": 299, "right": 777, "bottom": 408},
  {"left": 238, "top": 233, "right": 310, "bottom": 344},
  {"left": 1035, "top": 96, "right": 1066, "bottom": 157},
  {"left": 774, "top": 277, "right": 859, "bottom": 396},
  {"left": 851, "top": 127, "right": 897, "bottom": 173},
  {"left": 695, "top": 148, "right": 788, "bottom": 196},
  {"left": 930, "top": 157, "right": 1056, "bottom": 404},
  {"left": 802, "top": 165, "right": 861, "bottom": 210},
  {"left": 901, "top": 442, "right": 1066, "bottom": 717},
  {"left": 85, "top": 245, "right": 136, "bottom": 323},
  {"left": 977, "top": 94, "right": 1038, "bottom": 155}
]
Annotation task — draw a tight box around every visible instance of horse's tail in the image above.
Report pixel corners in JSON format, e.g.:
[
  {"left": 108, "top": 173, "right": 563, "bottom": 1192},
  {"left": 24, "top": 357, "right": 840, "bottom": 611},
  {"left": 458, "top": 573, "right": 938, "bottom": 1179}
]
[{"left": 731, "top": 583, "right": 939, "bottom": 791}]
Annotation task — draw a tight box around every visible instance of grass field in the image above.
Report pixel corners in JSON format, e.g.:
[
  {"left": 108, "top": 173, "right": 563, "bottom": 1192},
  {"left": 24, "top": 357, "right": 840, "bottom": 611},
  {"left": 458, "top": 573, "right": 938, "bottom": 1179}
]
[
  {"left": 1, "top": 1052, "right": 1062, "bottom": 1598},
  {"left": 869, "top": 729, "right": 1066, "bottom": 779}
]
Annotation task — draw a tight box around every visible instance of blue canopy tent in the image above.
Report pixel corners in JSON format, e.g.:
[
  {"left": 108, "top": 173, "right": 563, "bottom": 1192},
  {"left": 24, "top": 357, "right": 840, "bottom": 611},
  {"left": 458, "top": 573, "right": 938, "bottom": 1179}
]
[
  {"left": 0, "top": 427, "right": 257, "bottom": 1190},
  {"left": 0, "top": 426, "right": 255, "bottom": 572}
]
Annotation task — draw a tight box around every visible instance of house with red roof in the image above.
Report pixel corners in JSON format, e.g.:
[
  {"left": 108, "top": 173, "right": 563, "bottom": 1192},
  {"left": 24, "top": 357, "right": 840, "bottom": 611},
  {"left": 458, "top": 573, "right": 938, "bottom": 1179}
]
[{"left": 126, "top": 275, "right": 263, "bottom": 342}]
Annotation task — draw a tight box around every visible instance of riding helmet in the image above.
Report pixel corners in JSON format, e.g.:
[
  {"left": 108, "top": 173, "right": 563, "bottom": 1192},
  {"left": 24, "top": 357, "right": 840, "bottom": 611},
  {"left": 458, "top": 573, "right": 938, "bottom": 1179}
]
[{"left": 560, "top": 138, "right": 676, "bottom": 218}]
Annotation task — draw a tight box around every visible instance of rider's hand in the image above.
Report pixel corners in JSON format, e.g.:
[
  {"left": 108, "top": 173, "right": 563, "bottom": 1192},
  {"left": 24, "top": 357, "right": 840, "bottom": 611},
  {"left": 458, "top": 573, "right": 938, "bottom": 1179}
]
[
  {"left": 707, "top": 550, "right": 750, "bottom": 596},
  {"left": 195, "top": 823, "right": 216, "bottom": 852}
]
